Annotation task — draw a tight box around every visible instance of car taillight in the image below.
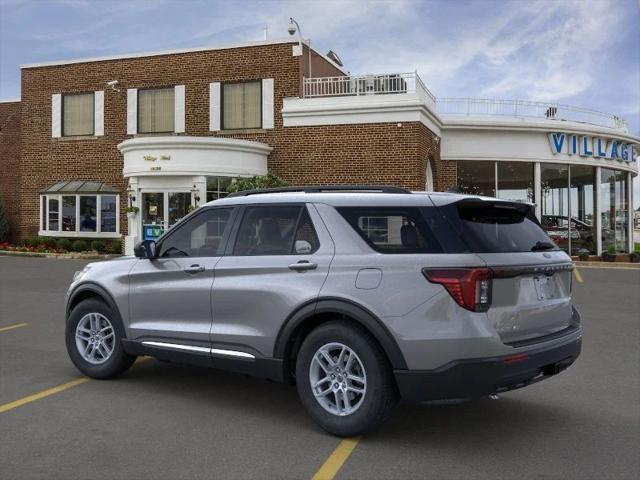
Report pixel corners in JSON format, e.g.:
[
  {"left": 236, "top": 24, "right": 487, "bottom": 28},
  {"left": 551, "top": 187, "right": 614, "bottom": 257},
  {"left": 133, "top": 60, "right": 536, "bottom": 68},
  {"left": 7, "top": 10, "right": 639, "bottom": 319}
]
[{"left": 422, "top": 268, "right": 492, "bottom": 312}]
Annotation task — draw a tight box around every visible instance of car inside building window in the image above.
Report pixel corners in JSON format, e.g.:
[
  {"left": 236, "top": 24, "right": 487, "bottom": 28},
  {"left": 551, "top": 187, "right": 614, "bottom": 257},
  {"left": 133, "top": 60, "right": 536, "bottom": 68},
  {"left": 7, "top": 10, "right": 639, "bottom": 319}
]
[
  {"left": 233, "top": 205, "right": 318, "bottom": 256},
  {"left": 138, "top": 87, "right": 175, "bottom": 133},
  {"left": 62, "top": 92, "right": 94, "bottom": 136},
  {"left": 222, "top": 81, "right": 261, "bottom": 130},
  {"left": 158, "top": 208, "right": 234, "bottom": 257}
]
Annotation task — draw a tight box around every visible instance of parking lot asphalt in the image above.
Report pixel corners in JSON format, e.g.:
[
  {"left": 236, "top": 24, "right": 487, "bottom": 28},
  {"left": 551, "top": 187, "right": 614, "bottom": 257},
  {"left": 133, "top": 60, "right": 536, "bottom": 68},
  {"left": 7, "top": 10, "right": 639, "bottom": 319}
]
[{"left": 0, "top": 256, "right": 639, "bottom": 480}]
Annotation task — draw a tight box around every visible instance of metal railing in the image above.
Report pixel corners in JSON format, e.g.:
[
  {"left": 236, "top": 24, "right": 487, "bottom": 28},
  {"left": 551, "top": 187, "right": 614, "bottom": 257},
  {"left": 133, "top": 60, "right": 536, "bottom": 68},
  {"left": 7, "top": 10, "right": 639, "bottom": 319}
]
[
  {"left": 303, "top": 72, "right": 436, "bottom": 105},
  {"left": 436, "top": 97, "right": 628, "bottom": 132}
]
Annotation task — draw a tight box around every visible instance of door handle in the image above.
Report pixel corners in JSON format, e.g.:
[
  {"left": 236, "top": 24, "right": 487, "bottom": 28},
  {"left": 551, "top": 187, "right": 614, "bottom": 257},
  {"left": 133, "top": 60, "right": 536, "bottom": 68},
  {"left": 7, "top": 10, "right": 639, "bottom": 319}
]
[
  {"left": 288, "top": 260, "right": 318, "bottom": 272},
  {"left": 184, "top": 264, "right": 205, "bottom": 274}
]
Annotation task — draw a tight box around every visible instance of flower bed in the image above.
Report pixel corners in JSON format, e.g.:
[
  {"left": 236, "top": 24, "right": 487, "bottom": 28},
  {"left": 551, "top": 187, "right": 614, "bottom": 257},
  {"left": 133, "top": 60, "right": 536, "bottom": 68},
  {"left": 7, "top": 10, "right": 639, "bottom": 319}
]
[{"left": 0, "top": 237, "right": 122, "bottom": 255}]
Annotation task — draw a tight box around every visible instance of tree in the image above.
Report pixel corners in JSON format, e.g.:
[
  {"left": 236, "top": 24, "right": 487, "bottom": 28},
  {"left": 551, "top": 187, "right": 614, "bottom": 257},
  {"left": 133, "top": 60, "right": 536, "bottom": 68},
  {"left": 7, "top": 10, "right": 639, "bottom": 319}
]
[
  {"left": 0, "top": 196, "right": 9, "bottom": 242},
  {"left": 226, "top": 172, "right": 287, "bottom": 194}
]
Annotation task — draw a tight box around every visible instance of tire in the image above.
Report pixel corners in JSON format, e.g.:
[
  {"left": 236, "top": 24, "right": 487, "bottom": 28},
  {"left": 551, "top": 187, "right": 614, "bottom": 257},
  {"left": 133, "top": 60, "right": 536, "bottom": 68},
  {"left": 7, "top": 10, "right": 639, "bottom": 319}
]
[
  {"left": 296, "top": 321, "right": 398, "bottom": 436},
  {"left": 65, "top": 298, "right": 136, "bottom": 379}
]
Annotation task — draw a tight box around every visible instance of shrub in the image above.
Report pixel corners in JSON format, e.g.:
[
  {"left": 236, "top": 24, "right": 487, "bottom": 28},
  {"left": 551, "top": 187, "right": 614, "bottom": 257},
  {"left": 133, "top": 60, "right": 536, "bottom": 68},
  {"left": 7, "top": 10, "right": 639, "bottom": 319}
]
[
  {"left": 58, "top": 238, "right": 73, "bottom": 251},
  {"left": 226, "top": 172, "right": 287, "bottom": 194},
  {"left": 21, "top": 237, "right": 37, "bottom": 247},
  {"left": 91, "top": 240, "right": 107, "bottom": 253},
  {"left": 36, "top": 237, "right": 56, "bottom": 249},
  {"left": 577, "top": 250, "right": 589, "bottom": 261},
  {"left": 0, "top": 197, "right": 9, "bottom": 242},
  {"left": 72, "top": 239, "right": 88, "bottom": 252},
  {"left": 110, "top": 239, "right": 122, "bottom": 254}
]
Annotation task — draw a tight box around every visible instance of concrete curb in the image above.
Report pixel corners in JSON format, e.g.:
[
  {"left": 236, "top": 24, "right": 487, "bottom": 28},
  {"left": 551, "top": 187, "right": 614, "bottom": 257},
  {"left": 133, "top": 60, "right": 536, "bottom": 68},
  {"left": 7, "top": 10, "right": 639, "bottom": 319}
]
[
  {"left": 0, "top": 250, "right": 121, "bottom": 260},
  {"left": 574, "top": 261, "right": 640, "bottom": 269}
]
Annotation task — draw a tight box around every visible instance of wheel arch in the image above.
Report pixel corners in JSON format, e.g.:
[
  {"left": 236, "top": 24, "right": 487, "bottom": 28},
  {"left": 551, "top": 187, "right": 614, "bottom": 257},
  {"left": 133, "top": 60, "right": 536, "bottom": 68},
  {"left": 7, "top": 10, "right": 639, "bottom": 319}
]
[
  {"left": 274, "top": 298, "right": 408, "bottom": 383},
  {"left": 66, "top": 283, "right": 123, "bottom": 325}
]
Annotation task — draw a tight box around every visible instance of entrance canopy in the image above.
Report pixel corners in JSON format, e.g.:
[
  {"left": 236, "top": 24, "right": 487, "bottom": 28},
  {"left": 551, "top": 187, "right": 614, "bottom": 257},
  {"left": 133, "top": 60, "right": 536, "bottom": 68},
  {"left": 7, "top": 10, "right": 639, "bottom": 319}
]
[{"left": 41, "top": 180, "right": 119, "bottom": 194}]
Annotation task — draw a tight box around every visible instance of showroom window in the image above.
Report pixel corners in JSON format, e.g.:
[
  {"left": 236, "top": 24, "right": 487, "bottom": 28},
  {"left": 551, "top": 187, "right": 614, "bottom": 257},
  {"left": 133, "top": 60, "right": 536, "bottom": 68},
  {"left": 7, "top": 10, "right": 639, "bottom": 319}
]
[
  {"left": 569, "top": 165, "right": 596, "bottom": 255},
  {"left": 62, "top": 92, "right": 94, "bottom": 136},
  {"left": 497, "top": 162, "right": 534, "bottom": 203},
  {"left": 138, "top": 87, "right": 175, "bottom": 133},
  {"left": 222, "top": 81, "right": 261, "bottom": 130},
  {"left": 39, "top": 181, "right": 120, "bottom": 237},
  {"left": 457, "top": 161, "right": 496, "bottom": 197},
  {"left": 540, "top": 163, "right": 570, "bottom": 252},
  {"left": 601, "top": 168, "right": 629, "bottom": 253},
  {"left": 206, "top": 176, "right": 233, "bottom": 202}
]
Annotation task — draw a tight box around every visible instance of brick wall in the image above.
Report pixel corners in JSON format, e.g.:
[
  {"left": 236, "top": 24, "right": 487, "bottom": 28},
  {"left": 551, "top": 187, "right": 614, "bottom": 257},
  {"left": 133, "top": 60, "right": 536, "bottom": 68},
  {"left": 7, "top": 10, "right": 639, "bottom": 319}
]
[
  {"left": 0, "top": 101, "right": 21, "bottom": 242},
  {"left": 16, "top": 41, "right": 442, "bottom": 240}
]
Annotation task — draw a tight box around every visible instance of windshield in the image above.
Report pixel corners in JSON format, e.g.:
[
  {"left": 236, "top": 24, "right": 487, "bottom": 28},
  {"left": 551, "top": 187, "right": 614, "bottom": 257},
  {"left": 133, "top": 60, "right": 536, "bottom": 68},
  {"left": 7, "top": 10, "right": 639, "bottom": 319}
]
[{"left": 438, "top": 200, "right": 559, "bottom": 253}]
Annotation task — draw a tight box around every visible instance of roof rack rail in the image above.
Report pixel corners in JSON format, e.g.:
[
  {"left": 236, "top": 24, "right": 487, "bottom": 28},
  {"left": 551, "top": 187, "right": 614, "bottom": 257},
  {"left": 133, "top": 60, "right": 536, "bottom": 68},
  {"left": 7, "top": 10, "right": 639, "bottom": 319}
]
[{"left": 227, "top": 185, "right": 412, "bottom": 198}]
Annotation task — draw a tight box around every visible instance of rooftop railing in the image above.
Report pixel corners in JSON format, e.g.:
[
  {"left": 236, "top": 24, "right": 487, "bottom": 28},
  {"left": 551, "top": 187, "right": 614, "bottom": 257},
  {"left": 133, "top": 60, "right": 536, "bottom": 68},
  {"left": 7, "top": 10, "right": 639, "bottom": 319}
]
[
  {"left": 303, "top": 72, "right": 436, "bottom": 106},
  {"left": 436, "top": 98, "right": 628, "bottom": 132},
  {"left": 301, "top": 73, "right": 628, "bottom": 132}
]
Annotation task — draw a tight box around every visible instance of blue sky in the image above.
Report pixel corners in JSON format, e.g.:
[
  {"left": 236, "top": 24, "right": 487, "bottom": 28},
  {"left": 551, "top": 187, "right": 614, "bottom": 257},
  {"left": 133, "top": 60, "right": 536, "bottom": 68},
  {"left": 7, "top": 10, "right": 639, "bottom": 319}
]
[{"left": 1, "top": 0, "right": 639, "bottom": 203}]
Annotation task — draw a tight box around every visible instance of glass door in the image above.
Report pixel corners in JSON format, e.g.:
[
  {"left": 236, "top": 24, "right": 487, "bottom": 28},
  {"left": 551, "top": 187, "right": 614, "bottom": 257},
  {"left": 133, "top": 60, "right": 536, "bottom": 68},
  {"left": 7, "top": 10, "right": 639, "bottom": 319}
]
[
  {"left": 141, "top": 191, "right": 192, "bottom": 241},
  {"left": 168, "top": 192, "right": 190, "bottom": 228}
]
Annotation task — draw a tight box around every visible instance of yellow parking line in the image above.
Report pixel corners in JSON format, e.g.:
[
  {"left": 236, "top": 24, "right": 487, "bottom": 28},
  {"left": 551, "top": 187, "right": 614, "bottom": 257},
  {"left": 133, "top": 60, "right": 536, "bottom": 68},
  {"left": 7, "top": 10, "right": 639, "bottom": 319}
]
[
  {"left": 0, "top": 377, "right": 90, "bottom": 414},
  {"left": 0, "top": 322, "right": 28, "bottom": 333},
  {"left": 312, "top": 437, "right": 361, "bottom": 480},
  {"left": 0, "top": 357, "right": 152, "bottom": 415},
  {"left": 574, "top": 268, "right": 584, "bottom": 283}
]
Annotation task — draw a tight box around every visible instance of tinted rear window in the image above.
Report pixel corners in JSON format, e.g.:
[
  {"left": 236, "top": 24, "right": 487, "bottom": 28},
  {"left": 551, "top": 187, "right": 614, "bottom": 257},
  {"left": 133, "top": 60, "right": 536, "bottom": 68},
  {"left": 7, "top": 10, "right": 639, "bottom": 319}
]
[
  {"left": 337, "top": 207, "right": 444, "bottom": 254},
  {"left": 440, "top": 201, "right": 558, "bottom": 253}
]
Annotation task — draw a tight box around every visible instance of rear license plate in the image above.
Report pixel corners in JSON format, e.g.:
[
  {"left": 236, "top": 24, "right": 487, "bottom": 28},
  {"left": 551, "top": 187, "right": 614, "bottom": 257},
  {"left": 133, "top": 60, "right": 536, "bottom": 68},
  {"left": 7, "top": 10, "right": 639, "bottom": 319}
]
[{"left": 534, "top": 275, "right": 556, "bottom": 301}]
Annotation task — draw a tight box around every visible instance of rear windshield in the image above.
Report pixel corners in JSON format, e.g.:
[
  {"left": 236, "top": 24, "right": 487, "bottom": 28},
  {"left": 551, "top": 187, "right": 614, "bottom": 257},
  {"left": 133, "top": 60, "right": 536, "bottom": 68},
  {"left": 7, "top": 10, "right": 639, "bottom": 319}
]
[{"left": 439, "top": 200, "right": 558, "bottom": 253}]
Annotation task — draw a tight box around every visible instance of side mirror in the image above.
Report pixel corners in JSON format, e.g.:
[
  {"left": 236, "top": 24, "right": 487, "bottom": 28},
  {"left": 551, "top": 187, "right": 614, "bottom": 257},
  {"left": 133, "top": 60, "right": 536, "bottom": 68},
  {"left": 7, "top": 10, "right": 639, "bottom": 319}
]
[
  {"left": 294, "top": 240, "right": 312, "bottom": 254},
  {"left": 134, "top": 240, "right": 157, "bottom": 259}
]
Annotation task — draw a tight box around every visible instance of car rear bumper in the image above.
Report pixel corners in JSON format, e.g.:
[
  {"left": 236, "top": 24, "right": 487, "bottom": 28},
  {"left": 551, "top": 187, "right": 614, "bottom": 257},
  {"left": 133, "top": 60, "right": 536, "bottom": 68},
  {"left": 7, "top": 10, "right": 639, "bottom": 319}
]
[{"left": 394, "top": 334, "right": 582, "bottom": 402}]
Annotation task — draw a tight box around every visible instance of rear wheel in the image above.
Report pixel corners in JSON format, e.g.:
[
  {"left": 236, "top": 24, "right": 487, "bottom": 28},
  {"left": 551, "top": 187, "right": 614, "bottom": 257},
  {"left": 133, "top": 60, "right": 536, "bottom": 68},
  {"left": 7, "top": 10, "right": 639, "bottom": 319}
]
[
  {"left": 296, "top": 321, "right": 398, "bottom": 436},
  {"left": 65, "top": 298, "right": 136, "bottom": 379}
]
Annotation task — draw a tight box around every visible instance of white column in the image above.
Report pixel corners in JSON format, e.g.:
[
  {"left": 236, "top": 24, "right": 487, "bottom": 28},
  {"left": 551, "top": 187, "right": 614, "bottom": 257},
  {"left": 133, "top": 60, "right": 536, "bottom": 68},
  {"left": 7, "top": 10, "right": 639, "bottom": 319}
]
[
  {"left": 628, "top": 171, "right": 633, "bottom": 253},
  {"left": 534, "top": 162, "right": 541, "bottom": 220},
  {"left": 595, "top": 167, "right": 602, "bottom": 256}
]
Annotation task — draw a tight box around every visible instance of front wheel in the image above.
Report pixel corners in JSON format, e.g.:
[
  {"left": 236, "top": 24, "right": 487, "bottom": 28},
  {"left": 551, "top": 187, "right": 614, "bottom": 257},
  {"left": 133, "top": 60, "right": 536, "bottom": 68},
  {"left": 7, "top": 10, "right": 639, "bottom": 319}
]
[
  {"left": 296, "top": 321, "right": 398, "bottom": 436},
  {"left": 65, "top": 298, "right": 136, "bottom": 379}
]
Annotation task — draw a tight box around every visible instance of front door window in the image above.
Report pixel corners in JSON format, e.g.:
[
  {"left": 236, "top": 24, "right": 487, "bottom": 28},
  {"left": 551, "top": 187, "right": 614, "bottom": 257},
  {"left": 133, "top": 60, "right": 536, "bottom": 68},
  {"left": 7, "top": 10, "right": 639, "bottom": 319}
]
[
  {"left": 140, "top": 191, "right": 192, "bottom": 240},
  {"left": 168, "top": 192, "right": 190, "bottom": 228}
]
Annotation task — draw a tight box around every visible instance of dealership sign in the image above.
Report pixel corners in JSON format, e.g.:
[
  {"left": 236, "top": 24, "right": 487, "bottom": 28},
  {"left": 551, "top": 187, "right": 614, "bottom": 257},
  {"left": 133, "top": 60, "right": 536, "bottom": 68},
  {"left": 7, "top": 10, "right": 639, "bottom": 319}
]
[{"left": 548, "top": 133, "right": 637, "bottom": 163}]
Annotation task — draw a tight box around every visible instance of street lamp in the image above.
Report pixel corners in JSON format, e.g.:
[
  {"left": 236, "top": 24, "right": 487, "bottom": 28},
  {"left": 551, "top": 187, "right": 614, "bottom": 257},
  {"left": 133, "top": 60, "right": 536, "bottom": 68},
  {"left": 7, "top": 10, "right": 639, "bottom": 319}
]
[{"left": 288, "top": 17, "right": 312, "bottom": 79}]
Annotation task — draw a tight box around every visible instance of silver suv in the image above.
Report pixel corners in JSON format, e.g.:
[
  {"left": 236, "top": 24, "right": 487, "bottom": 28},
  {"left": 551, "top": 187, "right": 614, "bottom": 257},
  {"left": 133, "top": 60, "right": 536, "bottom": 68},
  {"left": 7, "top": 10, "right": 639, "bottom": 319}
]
[{"left": 65, "top": 186, "right": 582, "bottom": 436}]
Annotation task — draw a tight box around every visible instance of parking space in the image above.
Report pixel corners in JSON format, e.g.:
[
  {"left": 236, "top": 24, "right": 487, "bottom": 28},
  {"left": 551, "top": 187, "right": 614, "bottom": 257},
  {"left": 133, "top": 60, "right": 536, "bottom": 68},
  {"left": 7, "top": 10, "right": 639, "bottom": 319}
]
[{"left": 1, "top": 257, "right": 639, "bottom": 480}]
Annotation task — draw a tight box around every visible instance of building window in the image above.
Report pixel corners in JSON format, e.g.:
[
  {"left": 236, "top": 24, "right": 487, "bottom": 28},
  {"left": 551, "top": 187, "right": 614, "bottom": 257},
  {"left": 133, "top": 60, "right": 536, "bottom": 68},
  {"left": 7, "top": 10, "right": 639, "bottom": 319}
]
[
  {"left": 601, "top": 168, "right": 629, "bottom": 253},
  {"left": 39, "top": 194, "right": 119, "bottom": 237},
  {"left": 497, "top": 162, "right": 534, "bottom": 203},
  {"left": 62, "top": 92, "right": 94, "bottom": 136},
  {"left": 138, "top": 88, "right": 175, "bottom": 133},
  {"left": 222, "top": 81, "right": 261, "bottom": 130},
  {"left": 569, "top": 165, "right": 595, "bottom": 255},
  {"left": 206, "top": 176, "right": 233, "bottom": 202},
  {"left": 457, "top": 160, "right": 496, "bottom": 197},
  {"left": 541, "top": 163, "right": 570, "bottom": 252}
]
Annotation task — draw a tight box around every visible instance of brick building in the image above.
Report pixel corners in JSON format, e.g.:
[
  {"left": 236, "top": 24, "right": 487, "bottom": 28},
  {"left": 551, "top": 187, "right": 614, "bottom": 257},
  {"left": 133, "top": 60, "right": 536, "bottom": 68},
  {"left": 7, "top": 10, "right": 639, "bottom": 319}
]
[{"left": 0, "top": 38, "right": 638, "bottom": 255}]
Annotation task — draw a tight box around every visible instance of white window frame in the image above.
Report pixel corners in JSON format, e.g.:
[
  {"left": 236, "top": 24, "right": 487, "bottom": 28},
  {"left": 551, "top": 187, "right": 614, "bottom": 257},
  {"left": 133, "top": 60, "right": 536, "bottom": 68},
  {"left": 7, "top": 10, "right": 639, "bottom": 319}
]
[{"left": 39, "top": 193, "right": 121, "bottom": 238}]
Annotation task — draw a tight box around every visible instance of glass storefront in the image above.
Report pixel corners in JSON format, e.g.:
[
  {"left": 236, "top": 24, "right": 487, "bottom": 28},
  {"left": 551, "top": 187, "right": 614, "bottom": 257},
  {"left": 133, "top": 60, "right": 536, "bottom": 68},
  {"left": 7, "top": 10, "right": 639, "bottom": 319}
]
[
  {"left": 541, "top": 164, "right": 570, "bottom": 252},
  {"left": 456, "top": 160, "right": 632, "bottom": 254},
  {"left": 497, "top": 162, "right": 534, "bottom": 203},
  {"left": 601, "top": 168, "right": 629, "bottom": 253},
  {"left": 457, "top": 161, "right": 495, "bottom": 197}
]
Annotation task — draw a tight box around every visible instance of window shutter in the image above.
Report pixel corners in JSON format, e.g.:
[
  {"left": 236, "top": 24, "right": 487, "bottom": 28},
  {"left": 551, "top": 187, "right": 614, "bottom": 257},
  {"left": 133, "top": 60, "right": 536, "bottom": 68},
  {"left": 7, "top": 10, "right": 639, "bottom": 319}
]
[
  {"left": 51, "top": 94, "right": 62, "bottom": 138},
  {"left": 209, "top": 82, "right": 221, "bottom": 131},
  {"left": 174, "top": 85, "right": 185, "bottom": 133},
  {"left": 127, "top": 88, "right": 137, "bottom": 135},
  {"left": 94, "top": 90, "right": 104, "bottom": 136},
  {"left": 262, "top": 78, "right": 274, "bottom": 129}
]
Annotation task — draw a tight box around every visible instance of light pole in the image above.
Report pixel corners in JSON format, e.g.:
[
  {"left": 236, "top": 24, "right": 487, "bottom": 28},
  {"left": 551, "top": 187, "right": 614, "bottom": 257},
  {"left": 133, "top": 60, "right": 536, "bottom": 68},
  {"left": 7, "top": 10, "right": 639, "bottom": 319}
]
[{"left": 288, "top": 17, "right": 312, "bottom": 80}]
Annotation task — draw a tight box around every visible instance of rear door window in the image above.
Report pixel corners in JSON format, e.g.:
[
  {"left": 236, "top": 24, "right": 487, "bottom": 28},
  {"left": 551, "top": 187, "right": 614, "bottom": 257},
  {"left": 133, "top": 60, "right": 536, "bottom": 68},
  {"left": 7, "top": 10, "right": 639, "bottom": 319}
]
[{"left": 337, "top": 207, "right": 443, "bottom": 254}]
